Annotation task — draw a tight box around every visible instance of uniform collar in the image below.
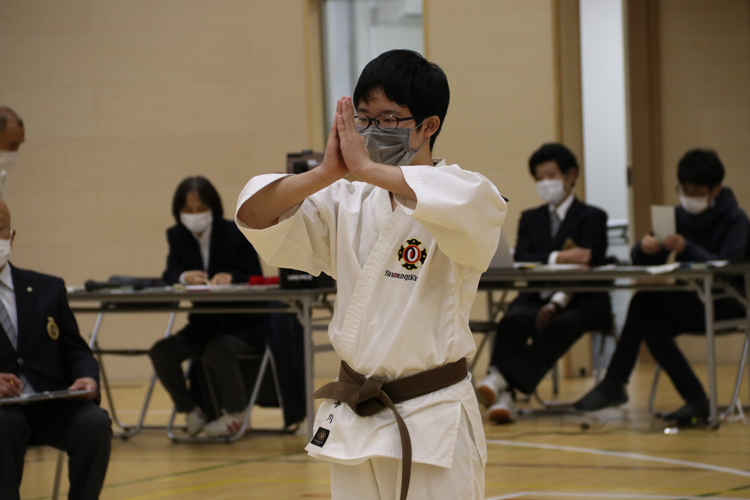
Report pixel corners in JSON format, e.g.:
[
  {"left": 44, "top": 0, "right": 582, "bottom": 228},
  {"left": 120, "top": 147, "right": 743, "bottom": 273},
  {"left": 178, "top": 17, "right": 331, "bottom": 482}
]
[{"left": 549, "top": 192, "right": 575, "bottom": 221}]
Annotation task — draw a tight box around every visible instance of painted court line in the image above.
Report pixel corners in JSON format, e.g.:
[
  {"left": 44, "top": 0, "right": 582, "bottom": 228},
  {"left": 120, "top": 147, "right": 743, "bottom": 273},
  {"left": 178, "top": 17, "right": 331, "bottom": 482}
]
[
  {"left": 486, "top": 493, "right": 750, "bottom": 500},
  {"left": 487, "top": 439, "right": 750, "bottom": 479}
]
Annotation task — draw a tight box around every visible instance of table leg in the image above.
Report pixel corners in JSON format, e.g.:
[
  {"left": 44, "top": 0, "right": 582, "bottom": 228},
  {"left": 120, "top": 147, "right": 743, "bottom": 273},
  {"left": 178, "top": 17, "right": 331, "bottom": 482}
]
[{"left": 702, "top": 275, "right": 719, "bottom": 429}]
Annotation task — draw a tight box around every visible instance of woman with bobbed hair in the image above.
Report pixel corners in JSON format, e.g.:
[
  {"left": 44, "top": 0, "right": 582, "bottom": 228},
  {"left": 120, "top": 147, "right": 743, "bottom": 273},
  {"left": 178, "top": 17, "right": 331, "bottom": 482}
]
[{"left": 148, "top": 176, "right": 267, "bottom": 437}]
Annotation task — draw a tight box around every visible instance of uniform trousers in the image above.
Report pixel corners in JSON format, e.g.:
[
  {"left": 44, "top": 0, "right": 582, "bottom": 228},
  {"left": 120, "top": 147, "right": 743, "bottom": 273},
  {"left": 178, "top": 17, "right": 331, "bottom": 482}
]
[
  {"left": 149, "top": 334, "right": 262, "bottom": 414},
  {"left": 605, "top": 291, "right": 745, "bottom": 402},
  {"left": 0, "top": 399, "right": 112, "bottom": 500},
  {"left": 330, "top": 409, "right": 484, "bottom": 500},
  {"left": 491, "top": 294, "right": 610, "bottom": 395}
]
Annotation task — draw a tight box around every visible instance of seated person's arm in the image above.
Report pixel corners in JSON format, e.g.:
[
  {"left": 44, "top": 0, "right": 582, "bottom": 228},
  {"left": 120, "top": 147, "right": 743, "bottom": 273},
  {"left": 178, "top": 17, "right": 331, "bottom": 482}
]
[
  {"left": 664, "top": 216, "right": 749, "bottom": 262},
  {"left": 514, "top": 212, "right": 552, "bottom": 263},
  {"left": 163, "top": 229, "right": 208, "bottom": 285},
  {"left": 555, "top": 208, "right": 608, "bottom": 265},
  {"left": 632, "top": 234, "right": 670, "bottom": 265},
  {"left": 237, "top": 101, "right": 351, "bottom": 230}
]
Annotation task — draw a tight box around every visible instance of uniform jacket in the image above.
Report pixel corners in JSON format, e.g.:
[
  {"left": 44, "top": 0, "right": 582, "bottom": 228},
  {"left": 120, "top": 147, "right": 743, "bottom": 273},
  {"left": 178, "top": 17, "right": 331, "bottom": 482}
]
[
  {"left": 236, "top": 160, "right": 507, "bottom": 468},
  {"left": 0, "top": 265, "right": 99, "bottom": 393},
  {"left": 513, "top": 198, "right": 612, "bottom": 328}
]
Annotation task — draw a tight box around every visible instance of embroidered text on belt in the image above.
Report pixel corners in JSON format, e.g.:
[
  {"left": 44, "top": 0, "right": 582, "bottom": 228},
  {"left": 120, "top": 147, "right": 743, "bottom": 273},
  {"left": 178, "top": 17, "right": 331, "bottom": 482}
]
[{"left": 311, "top": 358, "right": 468, "bottom": 500}]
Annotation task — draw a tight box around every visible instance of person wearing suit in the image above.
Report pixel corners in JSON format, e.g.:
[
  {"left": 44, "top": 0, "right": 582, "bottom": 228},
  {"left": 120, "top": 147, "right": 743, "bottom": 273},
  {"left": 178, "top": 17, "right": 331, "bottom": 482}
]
[
  {"left": 148, "top": 176, "right": 270, "bottom": 437},
  {"left": 476, "top": 143, "right": 612, "bottom": 423},
  {"left": 0, "top": 199, "right": 112, "bottom": 500},
  {"left": 575, "top": 149, "right": 748, "bottom": 424}
]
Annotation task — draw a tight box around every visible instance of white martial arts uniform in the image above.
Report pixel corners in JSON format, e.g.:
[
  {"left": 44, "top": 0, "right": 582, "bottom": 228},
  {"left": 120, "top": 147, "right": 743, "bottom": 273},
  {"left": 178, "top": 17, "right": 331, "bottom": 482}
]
[{"left": 235, "top": 160, "right": 506, "bottom": 499}]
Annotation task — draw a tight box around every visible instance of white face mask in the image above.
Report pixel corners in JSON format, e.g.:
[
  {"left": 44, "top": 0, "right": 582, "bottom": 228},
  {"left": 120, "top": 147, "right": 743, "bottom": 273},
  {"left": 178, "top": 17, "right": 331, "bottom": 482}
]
[
  {"left": 0, "top": 236, "right": 11, "bottom": 269},
  {"left": 0, "top": 151, "right": 18, "bottom": 169},
  {"left": 180, "top": 211, "right": 212, "bottom": 234},
  {"left": 680, "top": 194, "right": 710, "bottom": 215},
  {"left": 536, "top": 179, "right": 567, "bottom": 206}
]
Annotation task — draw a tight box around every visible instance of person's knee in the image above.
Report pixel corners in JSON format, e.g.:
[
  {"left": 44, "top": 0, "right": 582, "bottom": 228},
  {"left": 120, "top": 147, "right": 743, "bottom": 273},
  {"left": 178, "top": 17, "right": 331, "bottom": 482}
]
[
  {"left": 75, "top": 407, "right": 113, "bottom": 445},
  {"left": 203, "top": 336, "right": 244, "bottom": 360},
  {"left": 149, "top": 337, "right": 177, "bottom": 363},
  {"left": 0, "top": 408, "right": 29, "bottom": 441}
]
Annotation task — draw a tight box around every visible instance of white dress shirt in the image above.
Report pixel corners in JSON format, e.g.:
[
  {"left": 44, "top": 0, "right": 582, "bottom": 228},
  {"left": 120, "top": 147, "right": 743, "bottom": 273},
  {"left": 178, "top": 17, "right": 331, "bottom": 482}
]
[
  {"left": 178, "top": 224, "right": 212, "bottom": 284},
  {"left": 546, "top": 192, "right": 575, "bottom": 309},
  {"left": 236, "top": 160, "right": 507, "bottom": 468}
]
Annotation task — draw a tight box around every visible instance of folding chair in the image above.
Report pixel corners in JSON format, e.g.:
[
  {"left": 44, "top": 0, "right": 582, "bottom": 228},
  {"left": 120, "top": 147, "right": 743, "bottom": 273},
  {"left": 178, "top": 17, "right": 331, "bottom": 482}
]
[{"left": 166, "top": 344, "right": 286, "bottom": 442}]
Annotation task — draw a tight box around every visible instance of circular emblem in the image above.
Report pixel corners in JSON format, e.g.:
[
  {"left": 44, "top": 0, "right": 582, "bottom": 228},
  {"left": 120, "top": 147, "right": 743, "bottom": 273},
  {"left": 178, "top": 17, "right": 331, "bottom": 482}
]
[
  {"left": 398, "top": 238, "right": 428, "bottom": 271},
  {"left": 47, "top": 316, "right": 60, "bottom": 341}
]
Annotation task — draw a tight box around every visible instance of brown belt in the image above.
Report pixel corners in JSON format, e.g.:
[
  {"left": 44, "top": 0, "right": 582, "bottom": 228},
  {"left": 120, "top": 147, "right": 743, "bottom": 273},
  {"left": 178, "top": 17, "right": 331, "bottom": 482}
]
[{"left": 311, "top": 358, "right": 468, "bottom": 500}]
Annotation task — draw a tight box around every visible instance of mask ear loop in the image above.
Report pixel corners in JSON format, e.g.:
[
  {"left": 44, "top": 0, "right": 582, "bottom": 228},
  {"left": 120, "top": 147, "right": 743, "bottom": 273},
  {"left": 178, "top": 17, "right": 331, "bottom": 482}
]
[{"left": 407, "top": 119, "right": 428, "bottom": 154}]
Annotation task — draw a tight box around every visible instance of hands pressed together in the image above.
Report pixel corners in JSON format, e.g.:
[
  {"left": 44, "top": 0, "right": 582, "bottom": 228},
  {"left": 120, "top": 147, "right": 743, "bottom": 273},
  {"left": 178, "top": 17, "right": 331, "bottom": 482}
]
[{"left": 318, "top": 97, "right": 375, "bottom": 183}]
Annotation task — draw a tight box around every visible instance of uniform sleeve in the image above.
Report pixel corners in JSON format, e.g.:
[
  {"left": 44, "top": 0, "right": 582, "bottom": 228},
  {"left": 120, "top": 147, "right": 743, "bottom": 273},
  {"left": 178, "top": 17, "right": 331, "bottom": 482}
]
[
  {"left": 681, "top": 215, "right": 749, "bottom": 262},
  {"left": 162, "top": 228, "right": 185, "bottom": 285},
  {"left": 235, "top": 173, "right": 336, "bottom": 278},
  {"left": 56, "top": 279, "right": 99, "bottom": 384},
  {"left": 578, "top": 207, "right": 609, "bottom": 266},
  {"left": 395, "top": 164, "right": 507, "bottom": 271},
  {"left": 514, "top": 211, "right": 551, "bottom": 263}
]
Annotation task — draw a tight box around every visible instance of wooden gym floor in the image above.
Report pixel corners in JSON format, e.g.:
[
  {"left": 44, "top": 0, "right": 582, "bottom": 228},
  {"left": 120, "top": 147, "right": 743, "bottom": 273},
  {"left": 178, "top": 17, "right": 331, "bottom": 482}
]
[{"left": 20, "top": 363, "right": 750, "bottom": 500}]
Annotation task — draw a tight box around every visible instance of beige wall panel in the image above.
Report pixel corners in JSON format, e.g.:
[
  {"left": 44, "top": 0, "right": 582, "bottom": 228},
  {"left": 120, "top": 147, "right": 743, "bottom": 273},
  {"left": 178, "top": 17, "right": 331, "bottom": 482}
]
[
  {"left": 91, "top": 29, "right": 252, "bottom": 85},
  {"left": 425, "top": 0, "right": 558, "bottom": 244},
  {"left": 659, "top": 0, "right": 750, "bottom": 206},
  {"left": 0, "top": 0, "right": 92, "bottom": 35},
  {"left": 0, "top": 34, "right": 96, "bottom": 87},
  {"left": 0, "top": 87, "right": 96, "bottom": 139}
]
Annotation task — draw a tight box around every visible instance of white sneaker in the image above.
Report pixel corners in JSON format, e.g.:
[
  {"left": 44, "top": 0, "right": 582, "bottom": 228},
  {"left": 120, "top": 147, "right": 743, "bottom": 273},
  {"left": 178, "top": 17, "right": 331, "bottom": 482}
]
[
  {"left": 476, "top": 366, "right": 508, "bottom": 407},
  {"left": 185, "top": 407, "right": 206, "bottom": 437},
  {"left": 488, "top": 391, "right": 517, "bottom": 424},
  {"left": 203, "top": 411, "right": 246, "bottom": 438}
]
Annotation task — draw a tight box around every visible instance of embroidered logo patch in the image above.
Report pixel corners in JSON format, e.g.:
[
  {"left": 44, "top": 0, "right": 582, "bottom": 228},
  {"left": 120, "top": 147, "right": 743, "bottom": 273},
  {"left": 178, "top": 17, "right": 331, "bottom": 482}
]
[
  {"left": 398, "top": 238, "right": 427, "bottom": 270},
  {"left": 310, "top": 427, "right": 330, "bottom": 447}
]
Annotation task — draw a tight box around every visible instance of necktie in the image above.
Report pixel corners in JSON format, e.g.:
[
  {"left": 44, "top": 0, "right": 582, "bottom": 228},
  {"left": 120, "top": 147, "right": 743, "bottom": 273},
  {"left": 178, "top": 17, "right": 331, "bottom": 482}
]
[
  {"left": 550, "top": 211, "right": 561, "bottom": 238},
  {"left": 0, "top": 299, "right": 16, "bottom": 349},
  {"left": 0, "top": 297, "right": 34, "bottom": 394}
]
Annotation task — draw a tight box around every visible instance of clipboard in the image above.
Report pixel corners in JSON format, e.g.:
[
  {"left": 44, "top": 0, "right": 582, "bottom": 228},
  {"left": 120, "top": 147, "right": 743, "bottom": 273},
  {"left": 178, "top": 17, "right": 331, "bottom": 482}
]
[{"left": 0, "top": 389, "right": 96, "bottom": 406}]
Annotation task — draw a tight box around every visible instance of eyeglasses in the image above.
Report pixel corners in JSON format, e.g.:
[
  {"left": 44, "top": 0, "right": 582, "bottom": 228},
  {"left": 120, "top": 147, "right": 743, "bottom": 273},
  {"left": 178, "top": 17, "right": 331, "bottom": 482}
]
[{"left": 354, "top": 114, "right": 418, "bottom": 132}]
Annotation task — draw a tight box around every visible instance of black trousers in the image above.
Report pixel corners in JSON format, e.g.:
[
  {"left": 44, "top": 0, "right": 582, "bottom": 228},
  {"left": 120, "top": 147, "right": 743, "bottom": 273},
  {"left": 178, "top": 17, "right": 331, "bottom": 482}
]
[
  {"left": 149, "top": 333, "right": 263, "bottom": 414},
  {"left": 0, "top": 400, "right": 112, "bottom": 500},
  {"left": 605, "top": 291, "right": 745, "bottom": 402},
  {"left": 490, "top": 293, "right": 610, "bottom": 395}
]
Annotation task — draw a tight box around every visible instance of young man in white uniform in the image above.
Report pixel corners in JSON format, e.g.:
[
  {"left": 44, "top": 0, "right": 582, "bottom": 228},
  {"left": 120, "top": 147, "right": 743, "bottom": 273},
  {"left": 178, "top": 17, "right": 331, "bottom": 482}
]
[{"left": 236, "top": 50, "right": 507, "bottom": 500}]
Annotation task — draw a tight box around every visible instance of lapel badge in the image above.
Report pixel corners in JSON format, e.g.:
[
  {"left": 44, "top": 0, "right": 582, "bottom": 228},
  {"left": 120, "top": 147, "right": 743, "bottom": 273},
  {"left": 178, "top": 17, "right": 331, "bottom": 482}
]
[
  {"left": 27, "top": 287, "right": 32, "bottom": 293},
  {"left": 562, "top": 238, "right": 578, "bottom": 251},
  {"left": 47, "top": 317, "right": 60, "bottom": 341}
]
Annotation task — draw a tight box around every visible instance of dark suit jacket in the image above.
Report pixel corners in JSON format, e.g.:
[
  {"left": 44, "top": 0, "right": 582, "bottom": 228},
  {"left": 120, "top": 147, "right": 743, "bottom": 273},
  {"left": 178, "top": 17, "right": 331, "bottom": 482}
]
[
  {"left": 512, "top": 198, "right": 612, "bottom": 329},
  {"left": 163, "top": 219, "right": 266, "bottom": 345},
  {"left": 0, "top": 265, "right": 99, "bottom": 393}
]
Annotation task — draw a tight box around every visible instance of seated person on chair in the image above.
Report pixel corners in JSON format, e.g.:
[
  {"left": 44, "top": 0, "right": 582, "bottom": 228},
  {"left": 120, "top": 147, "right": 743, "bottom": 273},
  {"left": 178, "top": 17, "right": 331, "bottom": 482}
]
[
  {"left": 149, "top": 176, "right": 268, "bottom": 438},
  {"left": 575, "top": 149, "right": 749, "bottom": 424},
  {"left": 0, "top": 199, "right": 112, "bottom": 500},
  {"left": 476, "top": 142, "right": 611, "bottom": 423}
]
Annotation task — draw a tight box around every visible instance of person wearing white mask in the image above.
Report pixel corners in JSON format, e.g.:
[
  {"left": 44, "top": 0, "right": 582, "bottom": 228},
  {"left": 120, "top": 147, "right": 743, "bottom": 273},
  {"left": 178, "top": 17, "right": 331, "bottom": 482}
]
[
  {"left": 475, "top": 143, "right": 611, "bottom": 424},
  {"left": 0, "top": 199, "right": 112, "bottom": 500},
  {"left": 576, "top": 149, "right": 749, "bottom": 424},
  {"left": 0, "top": 107, "right": 25, "bottom": 199},
  {"left": 148, "top": 176, "right": 271, "bottom": 438}
]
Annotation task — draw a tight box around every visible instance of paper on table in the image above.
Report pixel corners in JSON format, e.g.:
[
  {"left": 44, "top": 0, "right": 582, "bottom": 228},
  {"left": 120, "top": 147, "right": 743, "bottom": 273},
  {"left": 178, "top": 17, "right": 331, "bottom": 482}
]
[
  {"left": 647, "top": 262, "right": 681, "bottom": 275},
  {"left": 651, "top": 205, "right": 676, "bottom": 243}
]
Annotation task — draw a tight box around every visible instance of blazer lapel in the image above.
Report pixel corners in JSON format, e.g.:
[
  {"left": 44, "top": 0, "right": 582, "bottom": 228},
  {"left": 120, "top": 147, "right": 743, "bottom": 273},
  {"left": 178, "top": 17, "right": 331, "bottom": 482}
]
[{"left": 11, "top": 265, "right": 36, "bottom": 353}]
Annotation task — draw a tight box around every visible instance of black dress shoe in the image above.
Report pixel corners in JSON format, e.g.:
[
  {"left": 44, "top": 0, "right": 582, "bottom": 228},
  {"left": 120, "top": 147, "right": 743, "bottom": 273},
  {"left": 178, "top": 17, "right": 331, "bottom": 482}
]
[
  {"left": 573, "top": 379, "right": 628, "bottom": 411},
  {"left": 661, "top": 398, "right": 709, "bottom": 426}
]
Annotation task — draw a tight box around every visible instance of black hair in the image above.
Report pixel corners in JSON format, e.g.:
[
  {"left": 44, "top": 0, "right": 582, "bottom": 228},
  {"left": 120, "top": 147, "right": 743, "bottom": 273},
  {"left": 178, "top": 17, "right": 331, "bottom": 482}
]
[
  {"left": 677, "top": 149, "right": 725, "bottom": 187},
  {"left": 171, "top": 176, "right": 223, "bottom": 224},
  {"left": 353, "top": 49, "right": 450, "bottom": 150},
  {"left": 528, "top": 142, "right": 579, "bottom": 177}
]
